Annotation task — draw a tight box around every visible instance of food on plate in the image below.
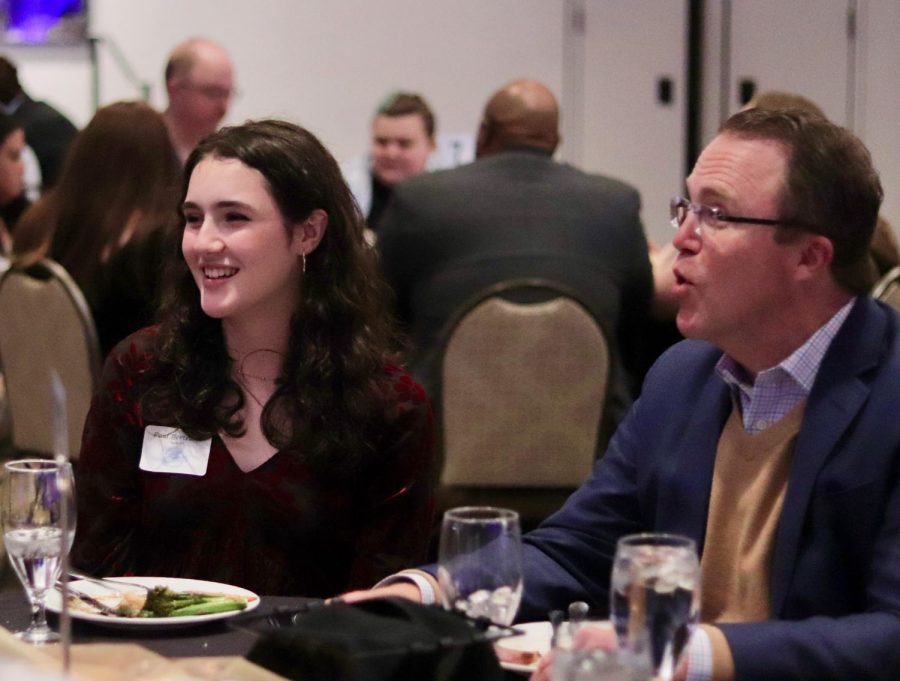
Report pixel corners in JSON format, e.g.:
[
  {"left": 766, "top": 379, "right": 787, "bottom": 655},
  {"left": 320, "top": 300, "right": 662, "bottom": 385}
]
[
  {"left": 494, "top": 642, "right": 543, "bottom": 667},
  {"left": 493, "top": 621, "right": 553, "bottom": 669},
  {"left": 68, "top": 586, "right": 255, "bottom": 618}
]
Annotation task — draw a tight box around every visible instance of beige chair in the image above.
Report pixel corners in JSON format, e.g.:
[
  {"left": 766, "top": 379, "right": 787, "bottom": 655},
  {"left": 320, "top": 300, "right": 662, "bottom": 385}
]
[
  {"left": 0, "top": 258, "right": 101, "bottom": 460},
  {"left": 437, "top": 278, "right": 610, "bottom": 527},
  {"left": 872, "top": 265, "right": 900, "bottom": 313}
]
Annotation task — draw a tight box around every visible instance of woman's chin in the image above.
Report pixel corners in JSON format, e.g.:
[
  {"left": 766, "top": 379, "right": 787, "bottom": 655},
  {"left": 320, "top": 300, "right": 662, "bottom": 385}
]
[{"left": 199, "top": 302, "right": 230, "bottom": 319}]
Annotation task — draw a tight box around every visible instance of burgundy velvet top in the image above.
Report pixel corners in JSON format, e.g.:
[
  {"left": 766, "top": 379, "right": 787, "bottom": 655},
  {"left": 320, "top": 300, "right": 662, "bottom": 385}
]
[{"left": 72, "top": 330, "right": 436, "bottom": 597}]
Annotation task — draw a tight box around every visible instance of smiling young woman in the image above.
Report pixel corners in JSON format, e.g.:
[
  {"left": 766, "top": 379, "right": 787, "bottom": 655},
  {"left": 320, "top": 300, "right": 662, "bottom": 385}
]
[{"left": 72, "top": 120, "right": 437, "bottom": 597}]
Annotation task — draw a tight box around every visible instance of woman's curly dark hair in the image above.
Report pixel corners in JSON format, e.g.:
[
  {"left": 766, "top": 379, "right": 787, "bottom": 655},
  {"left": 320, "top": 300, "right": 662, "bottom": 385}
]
[{"left": 141, "top": 119, "right": 402, "bottom": 474}]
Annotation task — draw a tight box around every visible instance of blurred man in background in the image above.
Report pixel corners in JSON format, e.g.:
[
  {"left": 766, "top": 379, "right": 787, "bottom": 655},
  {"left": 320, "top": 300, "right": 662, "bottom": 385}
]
[
  {"left": 344, "top": 91, "right": 436, "bottom": 234},
  {"left": 162, "top": 37, "right": 235, "bottom": 163}
]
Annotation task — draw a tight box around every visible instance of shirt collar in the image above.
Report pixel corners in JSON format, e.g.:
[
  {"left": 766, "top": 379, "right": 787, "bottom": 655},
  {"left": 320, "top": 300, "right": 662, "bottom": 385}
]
[{"left": 716, "top": 298, "right": 856, "bottom": 395}]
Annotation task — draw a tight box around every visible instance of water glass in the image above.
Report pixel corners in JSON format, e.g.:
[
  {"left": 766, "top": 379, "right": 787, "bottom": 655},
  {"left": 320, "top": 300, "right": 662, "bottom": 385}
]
[
  {"left": 610, "top": 533, "right": 699, "bottom": 681},
  {"left": 2, "top": 459, "right": 76, "bottom": 644},
  {"left": 437, "top": 506, "right": 522, "bottom": 625}
]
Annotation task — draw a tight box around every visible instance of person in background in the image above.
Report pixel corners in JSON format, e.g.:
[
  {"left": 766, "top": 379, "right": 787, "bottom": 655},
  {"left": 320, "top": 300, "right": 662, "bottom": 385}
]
[
  {"left": 0, "top": 55, "right": 77, "bottom": 193},
  {"left": 0, "top": 112, "right": 28, "bottom": 264},
  {"left": 12, "top": 101, "right": 181, "bottom": 357},
  {"left": 162, "top": 37, "right": 235, "bottom": 164},
  {"left": 344, "top": 91, "right": 436, "bottom": 234},
  {"left": 377, "top": 79, "right": 652, "bottom": 444},
  {"left": 71, "top": 120, "right": 436, "bottom": 597},
  {"left": 347, "top": 108, "right": 900, "bottom": 681}
]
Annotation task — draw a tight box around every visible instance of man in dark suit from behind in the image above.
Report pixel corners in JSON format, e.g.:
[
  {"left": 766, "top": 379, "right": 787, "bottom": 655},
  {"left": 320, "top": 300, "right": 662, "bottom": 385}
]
[
  {"left": 0, "top": 55, "right": 77, "bottom": 191},
  {"left": 377, "top": 79, "right": 653, "bottom": 438}
]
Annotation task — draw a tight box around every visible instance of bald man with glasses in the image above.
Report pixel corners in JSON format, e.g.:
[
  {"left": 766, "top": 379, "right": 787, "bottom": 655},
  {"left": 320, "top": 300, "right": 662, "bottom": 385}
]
[
  {"left": 163, "top": 37, "right": 235, "bottom": 163},
  {"left": 345, "top": 108, "right": 900, "bottom": 681}
]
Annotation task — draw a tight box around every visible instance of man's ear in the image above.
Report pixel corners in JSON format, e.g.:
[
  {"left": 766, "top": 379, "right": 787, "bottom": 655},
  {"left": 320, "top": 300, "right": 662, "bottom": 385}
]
[
  {"left": 795, "top": 234, "right": 834, "bottom": 282},
  {"left": 293, "top": 209, "right": 328, "bottom": 256},
  {"left": 475, "top": 118, "right": 493, "bottom": 158}
]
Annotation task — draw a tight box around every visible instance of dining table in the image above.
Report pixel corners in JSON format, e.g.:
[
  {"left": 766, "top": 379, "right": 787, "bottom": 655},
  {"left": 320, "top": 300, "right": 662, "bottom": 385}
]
[
  {"left": 0, "top": 570, "right": 306, "bottom": 680},
  {"left": 0, "top": 573, "right": 528, "bottom": 680}
]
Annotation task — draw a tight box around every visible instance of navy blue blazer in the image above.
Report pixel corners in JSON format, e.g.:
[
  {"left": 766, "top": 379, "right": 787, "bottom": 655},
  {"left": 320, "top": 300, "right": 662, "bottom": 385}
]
[{"left": 519, "top": 296, "right": 900, "bottom": 680}]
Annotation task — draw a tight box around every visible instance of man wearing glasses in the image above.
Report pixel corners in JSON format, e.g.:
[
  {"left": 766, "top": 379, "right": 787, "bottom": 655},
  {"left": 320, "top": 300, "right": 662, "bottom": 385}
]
[
  {"left": 162, "top": 37, "right": 235, "bottom": 164},
  {"left": 346, "top": 107, "right": 900, "bottom": 680}
]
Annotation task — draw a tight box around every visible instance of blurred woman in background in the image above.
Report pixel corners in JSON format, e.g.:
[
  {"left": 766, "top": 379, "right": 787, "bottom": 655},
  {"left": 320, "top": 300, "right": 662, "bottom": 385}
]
[
  {"left": 12, "top": 101, "right": 180, "bottom": 355},
  {"left": 0, "top": 112, "right": 29, "bottom": 266}
]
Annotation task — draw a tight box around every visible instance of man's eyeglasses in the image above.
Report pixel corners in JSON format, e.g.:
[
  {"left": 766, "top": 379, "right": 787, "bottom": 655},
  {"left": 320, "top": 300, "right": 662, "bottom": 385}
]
[{"left": 670, "top": 196, "right": 799, "bottom": 235}]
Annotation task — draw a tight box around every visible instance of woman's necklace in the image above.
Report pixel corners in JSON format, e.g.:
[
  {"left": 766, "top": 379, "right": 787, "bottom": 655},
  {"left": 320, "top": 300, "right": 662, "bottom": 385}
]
[
  {"left": 229, "top": 348, "right": 286, "bottom": 408},
  {"left": 235, "top": 376, "right": 269, "bottom": 409}
]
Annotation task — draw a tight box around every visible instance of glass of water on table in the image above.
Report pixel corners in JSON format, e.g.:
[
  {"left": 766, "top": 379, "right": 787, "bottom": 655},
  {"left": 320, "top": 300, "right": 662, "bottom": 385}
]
[
  {"left": 3, "top": 459, "right": 76, "bottom": 643},
  {"left": 437, "top": 506, "right": 522, "bottom": 625},
  {"left": 611, "top": 533, "right": 700, "bottom": 681}
]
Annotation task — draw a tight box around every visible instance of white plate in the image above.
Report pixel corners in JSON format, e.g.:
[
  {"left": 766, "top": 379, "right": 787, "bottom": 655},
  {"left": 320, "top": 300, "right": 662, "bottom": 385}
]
[
  {"left": 495, "top": 621, "right": 553, "bottom": 674},
  {"left": 46, "top": 576, "right": 260, "bottom": 629}
]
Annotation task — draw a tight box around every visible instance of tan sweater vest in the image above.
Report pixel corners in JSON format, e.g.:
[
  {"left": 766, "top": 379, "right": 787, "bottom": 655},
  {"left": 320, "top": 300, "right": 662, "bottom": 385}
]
[
  {"left": 700, "top": 400, "right": 806, "bottom": 623},
  {"left": 699, "top": 400, "right": 806, "bottom": 680}
]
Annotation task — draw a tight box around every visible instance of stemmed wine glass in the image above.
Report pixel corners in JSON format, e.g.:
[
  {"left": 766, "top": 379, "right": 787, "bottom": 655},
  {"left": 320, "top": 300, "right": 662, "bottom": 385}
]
[
  {"left": 610, "top": 533, "right": 700, "bottom": 681},
  {"left": 437, "top": 506, "right": 523, "bottom": 625},
  {"left": 2, "top": 459, "right": 76, "bottom": 644}
]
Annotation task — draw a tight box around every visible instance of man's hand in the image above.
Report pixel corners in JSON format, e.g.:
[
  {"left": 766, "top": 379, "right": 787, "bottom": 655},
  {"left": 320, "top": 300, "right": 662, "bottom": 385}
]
[
  {"left": 529, "top": 623, "right": 617, "bottom": 681},
  {"left": 337, "top": 582, "right": 423, "bottom": 604}
]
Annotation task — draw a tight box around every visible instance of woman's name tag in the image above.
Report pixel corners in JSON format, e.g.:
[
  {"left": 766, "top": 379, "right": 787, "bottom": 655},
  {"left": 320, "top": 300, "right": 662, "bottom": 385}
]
[{"left": 139, "top": 426, "right": 211, "bottom": 476}]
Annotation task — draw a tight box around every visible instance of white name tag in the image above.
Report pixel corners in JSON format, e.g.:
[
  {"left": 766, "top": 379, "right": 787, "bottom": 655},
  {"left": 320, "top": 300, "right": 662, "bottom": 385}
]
[{"left": 139, "top": 426, "right": 211, "bottom": 476}]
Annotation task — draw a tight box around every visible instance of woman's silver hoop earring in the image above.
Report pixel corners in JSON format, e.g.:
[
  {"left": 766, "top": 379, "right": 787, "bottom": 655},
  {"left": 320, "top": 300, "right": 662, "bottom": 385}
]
[{"left": 302, "top": 252, "right": 307, "bottom": 274}]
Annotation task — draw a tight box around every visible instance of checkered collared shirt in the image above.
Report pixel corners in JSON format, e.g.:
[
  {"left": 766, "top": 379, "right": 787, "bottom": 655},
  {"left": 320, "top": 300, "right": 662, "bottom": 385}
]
[{"left": 714, "top": 299, "right": 856, "bottom": 433}]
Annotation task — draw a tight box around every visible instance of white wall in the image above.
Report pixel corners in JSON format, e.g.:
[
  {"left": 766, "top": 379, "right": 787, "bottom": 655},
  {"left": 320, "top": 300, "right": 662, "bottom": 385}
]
[
  {"left": 2, "top": 0, "right": 897, "bottom": 235},
  {"left": 858, "top": 0, "right": 900, "bottom": 232},
  {"left": 2, "top": 0, "right": 566, "bottom": 165}
]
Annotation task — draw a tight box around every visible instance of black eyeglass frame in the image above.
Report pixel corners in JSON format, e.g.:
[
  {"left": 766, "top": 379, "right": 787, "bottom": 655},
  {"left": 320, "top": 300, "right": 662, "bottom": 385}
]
[{"left": 669, "top": 196, "right": 803, "bottom": 232}]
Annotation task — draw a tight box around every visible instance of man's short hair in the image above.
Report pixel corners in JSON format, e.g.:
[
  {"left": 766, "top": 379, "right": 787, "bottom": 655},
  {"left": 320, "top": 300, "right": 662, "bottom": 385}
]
[
  {"left": 747, "top": 90, "right": 826, "bottom": 118},
  {"left": 721, "top": 108, "right": 883, "bottom": 294},
  {"left": 376, "top": 92, "right": 435, "bottom": 139}
]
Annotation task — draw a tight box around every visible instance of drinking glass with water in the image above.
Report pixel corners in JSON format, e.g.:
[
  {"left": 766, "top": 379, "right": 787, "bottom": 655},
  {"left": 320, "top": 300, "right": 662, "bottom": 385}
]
[
  {"left": 611, "top": 533, "right": 699, "bottom": 681},
  {"left": 3, "top": 459, "right": 75, "bottom": 643},
  {"left": 437, "top": 506, "right": 522, "bottom": 625}
]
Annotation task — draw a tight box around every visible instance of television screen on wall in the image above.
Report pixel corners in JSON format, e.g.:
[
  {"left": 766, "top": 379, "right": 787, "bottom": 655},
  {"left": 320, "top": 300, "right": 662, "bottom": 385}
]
[{"left": 0, "top": 0, "right": 88, "bottom": 46}]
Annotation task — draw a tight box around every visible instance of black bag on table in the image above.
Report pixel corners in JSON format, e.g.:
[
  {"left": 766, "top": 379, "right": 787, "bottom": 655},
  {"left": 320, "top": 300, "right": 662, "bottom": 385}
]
[{"left": 244, "top": 597, "right": 506, "bottom": 681}]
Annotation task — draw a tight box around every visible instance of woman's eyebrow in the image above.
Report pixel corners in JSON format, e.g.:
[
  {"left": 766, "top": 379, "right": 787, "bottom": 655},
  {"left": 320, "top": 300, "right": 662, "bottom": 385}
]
[{"left": 181, "top": 200, "right": 253, "bottom": 210}]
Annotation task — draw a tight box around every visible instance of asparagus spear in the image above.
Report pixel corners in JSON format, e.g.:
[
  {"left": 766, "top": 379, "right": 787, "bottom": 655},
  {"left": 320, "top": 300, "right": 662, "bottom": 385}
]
[{"left": 116, "top": 586, "right": 249, "bottom": 617}]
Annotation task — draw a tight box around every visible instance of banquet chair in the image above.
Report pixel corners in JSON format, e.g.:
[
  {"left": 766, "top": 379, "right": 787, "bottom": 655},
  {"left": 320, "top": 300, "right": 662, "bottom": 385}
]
[
  {"left": 0, "top": 258, "right": 101, "bottom": 460},
  {"left": 436, "top": 278, "right": 610, "bottom": 530},
  {"left": 872, "top": 265, "right": 900, "bottom": 313}
]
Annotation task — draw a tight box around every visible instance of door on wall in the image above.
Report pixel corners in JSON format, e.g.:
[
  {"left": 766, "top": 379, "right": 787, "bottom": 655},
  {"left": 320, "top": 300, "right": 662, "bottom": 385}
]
[
  {"left": 724, "top": 0, "right": 854, "bottom": 125},
  {"left": 857, "top": 0, "right": 900, "bottom": 230},
  {"left": 562, "top": 0, "right": 690, "bottom": 248}
]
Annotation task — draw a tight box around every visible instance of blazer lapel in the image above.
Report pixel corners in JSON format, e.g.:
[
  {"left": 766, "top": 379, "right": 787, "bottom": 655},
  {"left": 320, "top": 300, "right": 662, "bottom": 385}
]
[
  {"left": 656, "top": 375, "right": 732, "bottom": 547},
  {"left": 769, "top": 298, "right": 886, "bottom": 615}
]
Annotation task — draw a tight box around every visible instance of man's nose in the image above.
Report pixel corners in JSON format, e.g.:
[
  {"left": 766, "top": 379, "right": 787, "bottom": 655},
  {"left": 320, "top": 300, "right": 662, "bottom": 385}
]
[{"left": 672, "top": 214, "right": 701, "bottom": 252}]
